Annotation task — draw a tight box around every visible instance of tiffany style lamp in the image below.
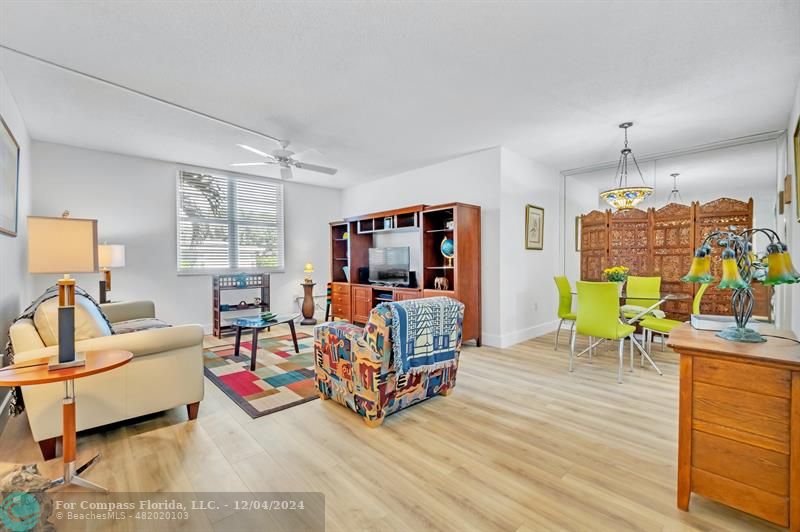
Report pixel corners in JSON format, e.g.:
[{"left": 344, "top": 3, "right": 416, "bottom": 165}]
[{"left": 682, "top": 227, "right": 798, "bottom": 343}]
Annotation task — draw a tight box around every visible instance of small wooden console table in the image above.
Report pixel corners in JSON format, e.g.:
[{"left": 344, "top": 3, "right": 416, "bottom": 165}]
[
  {"left": 668, "top": 324, "right": 800, "bottom": 530},
  {"left": 0, "top": 350, "right": 133, "bottom": 492}
]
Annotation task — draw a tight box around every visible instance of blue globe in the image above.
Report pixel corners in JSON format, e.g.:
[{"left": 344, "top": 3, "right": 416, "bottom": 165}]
[{"left": 440, "top": 238, "right": 455, "bottom": 259}]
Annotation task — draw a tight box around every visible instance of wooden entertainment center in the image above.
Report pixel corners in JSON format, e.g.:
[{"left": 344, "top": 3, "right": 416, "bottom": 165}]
[{"left": 329, "top": 202, "right": 481, "bottom": 345}]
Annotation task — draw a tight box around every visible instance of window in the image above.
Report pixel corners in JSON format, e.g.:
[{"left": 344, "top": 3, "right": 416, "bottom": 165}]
[{"left": 176, "top": 170, "right": 284, "bottom": 273}]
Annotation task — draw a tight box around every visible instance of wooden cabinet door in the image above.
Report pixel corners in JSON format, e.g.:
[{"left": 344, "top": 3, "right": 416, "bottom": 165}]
[
  {"left": 393, "top": 289, "right": 422, "bottom": 302},
  {"left": 352, "top": 286, "right": 373, "bottom": 323}
]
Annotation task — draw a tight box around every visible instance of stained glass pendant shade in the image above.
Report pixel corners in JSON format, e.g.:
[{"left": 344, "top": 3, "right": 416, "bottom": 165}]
[{"left": 599, "top": 122, "right": 654, "bottom": 210}]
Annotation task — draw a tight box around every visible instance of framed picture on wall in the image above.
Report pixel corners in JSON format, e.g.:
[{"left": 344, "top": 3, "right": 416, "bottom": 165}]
[
  {"left": 0, "top": 114, "right": 20, "bottom": 237},
  {"left": 525, "top": 204, "right": 544, "bottom": 250},
  {"left": 575, "top": 215, "right": 582, "bottom": 251},
  {"left": 795, "top": 117, "right": 800, "bottom": 222}
]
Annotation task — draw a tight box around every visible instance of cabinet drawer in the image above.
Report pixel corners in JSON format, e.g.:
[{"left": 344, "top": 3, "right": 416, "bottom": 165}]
[
  {"left": 694, "top": 357, "right": 790, "bottom": 398},
  {"left": 332, "top": 293, "right": 349, "bottom": 306},
  {"left": 692, "top": 430, "right": 788, "bottom": 496},
  {"left": 332, "top": 303, "right": 350, "bottom": 318},
  {"left": 332, "top": 283, "right": 350, "bottom": 295},
  {"left": 692, "top": 381, "right": 790, "bottom": 444}
]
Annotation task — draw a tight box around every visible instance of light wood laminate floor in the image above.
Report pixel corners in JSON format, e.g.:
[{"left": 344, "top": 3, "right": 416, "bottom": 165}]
[{"left": 0, "top": 326, "right": 781, "bottom": 531}]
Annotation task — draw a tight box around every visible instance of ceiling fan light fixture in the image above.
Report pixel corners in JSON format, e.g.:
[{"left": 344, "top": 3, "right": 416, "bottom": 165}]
[{"left": 601, "top": 122, "right": 653, "bottom": 210}]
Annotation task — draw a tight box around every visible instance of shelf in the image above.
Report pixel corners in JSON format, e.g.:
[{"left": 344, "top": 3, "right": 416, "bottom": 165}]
[
  {"left": 334, "top": 238, "right": 348, "bottom": 241},
  {"left": 425, "top": 228, "right": 454, "bottom": 233},
  {"left": 426, "top": 266, "right": 454, "bottom": 270},
  {"left": 334, "top": 257, "right": 348, "bottom": 261},
  {"left": 218, "top": 304, "right": 269, "bottom": 312}
]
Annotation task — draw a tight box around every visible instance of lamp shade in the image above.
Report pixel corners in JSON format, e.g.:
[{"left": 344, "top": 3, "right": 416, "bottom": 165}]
[
  {"left": 98, "top": 244, "right": 126, "bottom": 269},
  {"left": 304, "top": 262, "right": 314, "bottom": 274},
  {"left": 28, "top": 216, "right": 98, "bottom": 274}
]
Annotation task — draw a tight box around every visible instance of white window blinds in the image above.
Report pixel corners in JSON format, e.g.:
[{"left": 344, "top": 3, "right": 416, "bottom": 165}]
[{"left": 177, "top": 170, "right": 284, "bottom": 273}]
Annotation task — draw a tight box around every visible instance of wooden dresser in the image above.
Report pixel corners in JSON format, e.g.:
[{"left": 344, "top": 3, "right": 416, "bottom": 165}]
[{"left": 668, "top": 324, "right": 800, "bottom": 530}]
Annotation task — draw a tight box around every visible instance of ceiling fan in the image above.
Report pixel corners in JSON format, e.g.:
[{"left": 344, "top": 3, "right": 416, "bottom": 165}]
[{"left": 231, "top": 141, "right": 338, "bottom": 180}]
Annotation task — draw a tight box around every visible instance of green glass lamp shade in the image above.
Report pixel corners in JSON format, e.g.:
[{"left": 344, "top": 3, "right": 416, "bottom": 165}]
[
  {"left": 763, "top": 243, "right": 798, "bottom": 286},
  {"left": 718, "top": 249, "right": 748, "bottom": 290},
  {"left": 682, "top": 249, "right": 713, "bottom": 283}
]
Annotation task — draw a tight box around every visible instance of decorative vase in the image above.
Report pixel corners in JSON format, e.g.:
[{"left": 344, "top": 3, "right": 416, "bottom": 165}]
[{"left": 617, "top": 281, "right": 625, "bottom": 297}]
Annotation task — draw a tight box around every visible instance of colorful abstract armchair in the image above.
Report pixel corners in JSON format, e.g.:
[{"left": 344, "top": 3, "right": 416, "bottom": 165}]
[{"left": 314, "top": 297, "right": 464, "bottom": 427}]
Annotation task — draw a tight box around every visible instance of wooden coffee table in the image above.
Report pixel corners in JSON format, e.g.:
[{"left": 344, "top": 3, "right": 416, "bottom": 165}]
[
  {"left": 228, "top": 313, "right": 302, "bottom": 371},
  {"left": 0, "top": 350, "right": 133, "bottom": 492}
]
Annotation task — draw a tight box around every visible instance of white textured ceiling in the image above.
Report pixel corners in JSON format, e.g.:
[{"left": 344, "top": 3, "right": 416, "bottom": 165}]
[{"left": 1, "top": 1, "right": 798, "bottom": 188}]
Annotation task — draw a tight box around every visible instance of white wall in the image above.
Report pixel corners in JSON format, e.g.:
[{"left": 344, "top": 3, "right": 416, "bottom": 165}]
[
  {"left": 342, "top": 146, "right": 562, "bottom": 347},
  {"left": 787, "top": 79, "right": 800, "bottom": 333},
  {"left": 499, "top": 148, "right": 561, "bottom": 346},
  {"left": 30, "top": 142, "right": 341, "bottom": 331},
  {"left": 342, "top": 148, "right": 502, "bottom": 344},
  {"left": 0, "top": 69, "right": 32, "bottom": 423}
]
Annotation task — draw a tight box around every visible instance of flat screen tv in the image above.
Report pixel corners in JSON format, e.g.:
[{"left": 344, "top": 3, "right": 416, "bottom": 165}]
[{"left": 368, "top": 246, "right": 410, "bottom": 286}]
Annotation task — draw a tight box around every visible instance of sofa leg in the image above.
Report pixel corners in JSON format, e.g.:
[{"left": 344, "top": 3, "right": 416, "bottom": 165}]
[
  {"left": 363, "top": 415, "right": 385, "bottom": 428},
  {"left": 440, "top": 387, "right": 454, "bottom": 397},
  {"left": 186, "top": 402, "right": 200, "bottom": 420},
  {"left": 38, "top": 437, "right": 58, "bottom": 461}
]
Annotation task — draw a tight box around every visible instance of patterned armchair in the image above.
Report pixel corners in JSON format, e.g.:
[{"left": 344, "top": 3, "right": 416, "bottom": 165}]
[{"left": 314, "top": 298, "right": 464, "bottom": 427}]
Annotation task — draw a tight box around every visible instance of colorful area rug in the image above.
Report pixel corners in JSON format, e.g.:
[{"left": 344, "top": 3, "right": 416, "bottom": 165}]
[{"left": 203, "top": 331, "right": 318, "bottom": 418}]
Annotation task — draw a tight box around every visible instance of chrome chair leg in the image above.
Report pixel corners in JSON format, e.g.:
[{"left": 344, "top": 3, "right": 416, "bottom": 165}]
[
  {"left": 617, "top": 339, "right": 624, "bottom": 384},
  {"left": 630, "top": 334, "right": 662, "bottom": 375},
  {"left": 569, "top": 327, "right": 577, "bottom": 372},
  {"left": 554, "top": 319, "right": 564, "bottom": 351}
]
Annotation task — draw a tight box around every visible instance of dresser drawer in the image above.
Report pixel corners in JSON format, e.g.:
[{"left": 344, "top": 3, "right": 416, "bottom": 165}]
[
  {"left": 693, "top": 381, "right": 790, "bottom": 444},
  {"left": 332, "top": 283, "right": 350, "bottom": 295},
  {"left": 692, "top": 430, "right": 788, "bottom": 496},
  {"left": 332, "top": 303, "right": 351, "bottom": 319},
  {"left": 332, "top": 293, "right": 349, "bottom": 306},
  {"left": 693, "top": 357, "right": 791, "bottom": 398}
]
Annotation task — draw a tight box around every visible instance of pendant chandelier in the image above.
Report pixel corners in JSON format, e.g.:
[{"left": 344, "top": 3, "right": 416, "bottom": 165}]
[
  {"left": 666, "top": 172, "right": 683, "bottom": 204},
  {"left": 599, "top": 122, "right": 653, "bottom": 210}
]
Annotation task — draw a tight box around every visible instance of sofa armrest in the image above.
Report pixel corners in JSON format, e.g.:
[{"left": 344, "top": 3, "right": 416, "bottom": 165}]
[
  {"left": 100, "top": 300, "right": 156, "bottom": 323},
  {"left": 13, "top": 324, "right": 204, "bottom": 363}
]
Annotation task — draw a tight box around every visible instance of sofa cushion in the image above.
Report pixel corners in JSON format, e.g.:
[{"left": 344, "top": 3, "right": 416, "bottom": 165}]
[
  {"left": 34, "top": 295, "right": 113, "bottom": 347},
  {"left": 111, "top": 318, "right": 170, "bottom": 335}
]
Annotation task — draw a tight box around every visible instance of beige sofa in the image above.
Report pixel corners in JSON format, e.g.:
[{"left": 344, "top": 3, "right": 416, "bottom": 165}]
[{"left": 9, "top": 298, "right": 205, "bottom": 460}]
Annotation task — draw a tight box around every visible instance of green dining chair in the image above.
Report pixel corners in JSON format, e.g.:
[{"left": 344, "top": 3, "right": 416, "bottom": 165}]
[
  {"left": 639, "top": 283, "right": 710, "bottom": 357},
  {"left": 622, "top": 276, "right": 664, "bottom": 320},
  {"left": 571, "top": 281, "right": 657, "bottom": 383},
  {"left": 553, "top": 276, "right": 577, "bottom": 350}
]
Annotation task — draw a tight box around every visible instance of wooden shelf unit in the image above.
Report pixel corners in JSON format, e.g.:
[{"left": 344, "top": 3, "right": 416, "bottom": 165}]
[{"left": 328, "top": 202, "right": 481, "bottom": 345}]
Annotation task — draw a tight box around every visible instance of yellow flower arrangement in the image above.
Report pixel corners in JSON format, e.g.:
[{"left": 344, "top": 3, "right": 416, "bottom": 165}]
[{"left": 602, "top": 265, "right": 629, "bottom": 282}]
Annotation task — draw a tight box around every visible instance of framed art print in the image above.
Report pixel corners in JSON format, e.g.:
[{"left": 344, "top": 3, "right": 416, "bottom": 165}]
[
  {"left": 525, "top": 204, "right": 544, "bottom": 250},
  {"left": 794, "top": 117, "right": 800, "bottom": 222},
  {"left": 0, "top": 114, "right": 19, "bottom": 237}
]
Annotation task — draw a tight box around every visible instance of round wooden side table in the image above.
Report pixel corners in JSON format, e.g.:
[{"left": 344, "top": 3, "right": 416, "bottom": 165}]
[{"left": 0, "top": 350, "right": 133, "bottom": 492}]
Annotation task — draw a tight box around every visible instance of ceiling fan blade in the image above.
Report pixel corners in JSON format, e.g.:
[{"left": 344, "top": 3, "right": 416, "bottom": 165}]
[
  {"left": 230, "top": 162, "right": 269, "bottom": 167},
  {"left": 292, "top": 161, "right": 338, "bottom": 175},
  {"left": 280, "top": 166, "right": 293, "bottom": 180},
  {"left": 237, "top": 144, "right": 272, "bottom": 158}
]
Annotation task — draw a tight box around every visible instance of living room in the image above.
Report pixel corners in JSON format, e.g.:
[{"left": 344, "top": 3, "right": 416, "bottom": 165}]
[{"left": 1, "top": 2, "right": 800, "bottom": 531}]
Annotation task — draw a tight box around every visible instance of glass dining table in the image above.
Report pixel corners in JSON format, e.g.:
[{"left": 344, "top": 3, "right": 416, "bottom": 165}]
[
  {"left": 568, "top": 291, "right": 692, "bottom": 375},
  {"left": 570, "top": 291, "right": 692, "bottom": 323}
]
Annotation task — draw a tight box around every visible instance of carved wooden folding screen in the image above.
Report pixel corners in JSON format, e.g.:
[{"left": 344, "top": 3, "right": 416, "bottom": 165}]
[
  {"left": 651, "top": 203, "right": 695, "bottom": 320},
  {"left": 694, "top": 198, "right": 760, "bottom": 315},
  {"left": 608, "top": 208, "right": 651, "bottom": 276},
  {"left": 580, "top": 210, "right": 608, "bottom": 281}
]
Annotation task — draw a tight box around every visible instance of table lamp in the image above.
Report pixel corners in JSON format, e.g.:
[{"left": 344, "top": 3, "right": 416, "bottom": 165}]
[
  {"left": 28, "top": 215, "right": 98, "bottom": 369},
  {"left": 98, "top": 244, "right": 125, "bottom": 303},
  {"left": 304, "top": 262, "right": 314, "bottom": 283}
]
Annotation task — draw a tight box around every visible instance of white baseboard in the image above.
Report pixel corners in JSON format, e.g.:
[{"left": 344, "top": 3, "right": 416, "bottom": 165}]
[{"left": 479, "top": 320, "right": 560, "bottom": 349}]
